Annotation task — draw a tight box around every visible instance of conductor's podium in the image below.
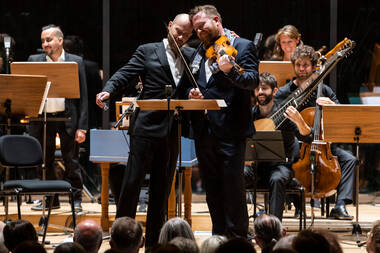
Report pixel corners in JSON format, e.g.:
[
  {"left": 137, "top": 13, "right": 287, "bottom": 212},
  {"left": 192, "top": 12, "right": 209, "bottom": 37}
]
[{"left": 89, "top": 129, "right": 197, "bottom": 231}]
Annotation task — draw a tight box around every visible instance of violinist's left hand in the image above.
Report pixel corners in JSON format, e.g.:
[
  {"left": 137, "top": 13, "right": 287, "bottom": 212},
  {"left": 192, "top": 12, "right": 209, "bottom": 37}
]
[
  {"left": 218, "top": 55, "right": 234, "bottom": 74},
  {"left": 316, "top": 97, "right": 335, "bottom": 106}
]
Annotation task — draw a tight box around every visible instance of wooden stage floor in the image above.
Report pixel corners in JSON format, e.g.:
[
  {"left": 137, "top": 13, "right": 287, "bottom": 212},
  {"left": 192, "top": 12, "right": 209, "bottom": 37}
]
[{"left": 1, "top": 191, "right": 379, "bottom": 253}]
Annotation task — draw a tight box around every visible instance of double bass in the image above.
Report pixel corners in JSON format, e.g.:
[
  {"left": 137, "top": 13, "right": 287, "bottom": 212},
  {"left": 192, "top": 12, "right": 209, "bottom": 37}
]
[{"left": 292, "top": 39, "right": 355, "bottom": 199}]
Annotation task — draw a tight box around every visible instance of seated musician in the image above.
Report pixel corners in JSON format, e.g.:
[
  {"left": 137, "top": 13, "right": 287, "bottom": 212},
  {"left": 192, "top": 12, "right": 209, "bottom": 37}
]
[
  {"left": 275, "top": 45, "right": 356, "bottom": 220},
  {"left": 245, "top": 72, "right": 311, "bottom": 221}
]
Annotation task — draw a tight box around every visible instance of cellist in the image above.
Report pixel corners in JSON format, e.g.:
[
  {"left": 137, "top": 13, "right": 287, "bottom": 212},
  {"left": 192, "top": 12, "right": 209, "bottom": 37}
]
[{"left": 275, "top": 45, "right": 356, "bottom": 220}]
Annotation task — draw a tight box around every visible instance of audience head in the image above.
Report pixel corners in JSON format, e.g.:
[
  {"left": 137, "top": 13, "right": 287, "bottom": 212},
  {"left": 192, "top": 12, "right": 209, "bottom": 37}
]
[
  {"left": 54, "top": 242, "right": 86, "bottom": 253},
  {"left": 110, "top": 217, "right": 144, "bottom": 253},
  {"left": 273, "top": 234, "right": 296, "bottom": 251},
  {"left": 367, "top": 220, "right": 380, "bottom": 253},
  {"left": 73, "top": 219, "right": 103, "bottom": 253},
  {"left": 292, "top": 230, "right": 330, "bottom": 253},
  {"left": 158, "top": 217, "right": 195, "bottom": 244},
  {"left": 2, "top": 220, "right": 38, "bottom": 252},
  {"left": 200, "top": 235, "right": 227, "bottom": 253},
  {"left": 273, "top": 25, "right": 302, "bottom": 60},
  {"left": 169, "top": 237, "right": 199, "bottom": 253},
  {"left": 215, "top": 238, "right": 256, "bottom": 253},
  {"left": 315, "top": 230, "right": 343, "bottom": 253},
  {"left": 254, "top": 214, "right": 285, "bottom": 252},
  {"left": 0, "top": 221, "right": 8, "bottom": 253},
  {"left": 13, "top": 240, "right": 46, "bottom": 253}
]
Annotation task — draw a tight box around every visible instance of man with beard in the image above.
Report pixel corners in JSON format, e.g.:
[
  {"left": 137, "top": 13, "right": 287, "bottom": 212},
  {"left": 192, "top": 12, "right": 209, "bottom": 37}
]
[
  {"left": 275, "top": 45, "right": 356, "bottom": 220},
  {"left": 245, "top": 72, "right": 311, "bottom": 220},
  {"left": 187, "top": 5, "right": 259, "bottom": 238},
  {"left": 96, "top": 14, "right": 194, "bottom": 248},
  {"left": 28, "top": 24, "right": 88, "bottom": 212}
]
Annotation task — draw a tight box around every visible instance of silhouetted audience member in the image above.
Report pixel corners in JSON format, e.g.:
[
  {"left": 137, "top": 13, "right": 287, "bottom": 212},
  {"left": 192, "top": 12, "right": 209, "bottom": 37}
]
[
  {"left": 169, "top": 237, "right": 199, "bottom": 253},
  {"left": 73, "top": 219, "right": 103, "bottom": 253},
  {"left": 54, "top": 242, "right": 86, "bottom": 253},
  {"left": 316, "top": 230, "right": 343, "bottom": 253},
  {"left": 292, "top": 230, "right": 330, "bottom": 253},
  {"left": 254, "top": 214, "right": 285, "bottom": 253},
  {"left": 367, "top": 220, "right": 380, "bottom": 253},
  {"left": 158, "top": 218, "right": 195, "bottom": 244},
  {"left": 2, "top": 220, "right": 38, "bottom": 252},
  {"left": 110, "top": 217, "right": 144, "bottom": 253},
  {"left": 200, "top": 235, "right": 227, "bottom": 253},
  {"left": 272, "top": 249, "right": 297, "bottom": 253},
  {"left": 146, "top": 244, "right": 181, "bottom": 253},
  {"left": 273, "top": 235, "right": 296, "bottom": 251},
  {"left": 13, "top": 241, "right": 46, "bottom": 253},
  {"left": 0, "top": 221, "right": 9, "bottom": 253},
  {"left": 215, "top": 238, "right": 256, "bottom": 253}
]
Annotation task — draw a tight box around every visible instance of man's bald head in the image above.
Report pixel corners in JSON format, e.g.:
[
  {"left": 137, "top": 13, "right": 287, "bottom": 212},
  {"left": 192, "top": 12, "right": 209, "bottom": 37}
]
[
  {"left": 74, "top": 219, "right": 103, "bottom": 253},
  {"left": 168, "top": 13, "right": 193, "bottom": 48}
]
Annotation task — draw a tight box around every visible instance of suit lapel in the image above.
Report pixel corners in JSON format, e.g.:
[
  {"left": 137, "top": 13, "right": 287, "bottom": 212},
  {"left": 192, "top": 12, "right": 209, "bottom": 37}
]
[{"left": 155, "top": 42, "right": 175, "bottom": 86}]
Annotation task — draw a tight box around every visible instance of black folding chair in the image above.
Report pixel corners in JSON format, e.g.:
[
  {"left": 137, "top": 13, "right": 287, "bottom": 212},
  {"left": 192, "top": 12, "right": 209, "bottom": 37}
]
[{"left": 0, "top": 135, "right": 76, "bottom": 245}]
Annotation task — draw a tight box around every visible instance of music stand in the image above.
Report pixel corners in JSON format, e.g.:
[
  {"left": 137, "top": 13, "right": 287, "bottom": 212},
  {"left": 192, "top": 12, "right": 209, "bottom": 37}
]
[
  {"left": 11, "top": 62, "right": 80, "bottom": 236},
  {"left": 322, "top": 104, "right": 380, "bottom": 246},
  {"left": 245, "top": 130, "right": 286, "bottom": 219},
  {"left": 245, "top": 130, "right": 286, "bottom": 162},
  {"left": 135, "top": 99, "right": 226, "bottom": 217},
  {"left": 259, "top": 61, "right": 295, "bottom": 87}
]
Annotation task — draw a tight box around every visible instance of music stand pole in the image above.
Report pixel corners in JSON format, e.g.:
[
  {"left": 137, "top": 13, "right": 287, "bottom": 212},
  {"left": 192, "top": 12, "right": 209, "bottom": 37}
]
[
  {"left": 175, "top": 106, "right": 184, "bottom": 217},
  {"left": 352, "top": 127, "right": 362, "bottom": 244}
]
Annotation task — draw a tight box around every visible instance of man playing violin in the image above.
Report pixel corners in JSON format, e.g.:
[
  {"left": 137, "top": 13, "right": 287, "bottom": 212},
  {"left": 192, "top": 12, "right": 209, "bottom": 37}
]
[
  {"left": 275, "top": 45, "right": 356, "bottom": 220},
  {"left": 245, "top": 72, "right": 312, "bottom": 221},
  {"left": 96, "top": 14, "right": 194, "bottom": 248},
  {"left": 187, "top": 5, "right": 259, "bottom": 238}
]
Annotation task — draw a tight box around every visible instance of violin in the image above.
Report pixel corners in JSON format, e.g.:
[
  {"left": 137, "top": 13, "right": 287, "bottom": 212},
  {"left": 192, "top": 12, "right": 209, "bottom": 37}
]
[{"left": 205, "top": 35, "right": 245, "bottom": 74}]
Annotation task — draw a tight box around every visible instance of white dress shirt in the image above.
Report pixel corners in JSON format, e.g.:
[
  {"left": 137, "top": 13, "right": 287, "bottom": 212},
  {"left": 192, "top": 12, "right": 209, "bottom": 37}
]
[
  {"left": 163, "top": 39, "right": 184, "bottom": 86},
  {"left": 45, "top": 49, "right": 65, "bottom": 113}
]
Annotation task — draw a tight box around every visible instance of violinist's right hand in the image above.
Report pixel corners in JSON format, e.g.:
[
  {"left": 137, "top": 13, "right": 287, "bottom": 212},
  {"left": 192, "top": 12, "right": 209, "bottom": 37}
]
[
  {"left": 96, "top": 91, "right": 110, "bottom": 108},
  {"left": 189, "top": 88, "right": 204, "bottom": 99}
]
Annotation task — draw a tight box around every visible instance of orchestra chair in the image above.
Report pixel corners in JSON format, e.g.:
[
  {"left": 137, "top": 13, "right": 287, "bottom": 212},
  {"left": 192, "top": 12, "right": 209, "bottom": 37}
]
[
  {"left": 0, "top": 135, "right": 76, "bottom": 245},
  {"left": 245, "top": 163, "right": 306, "bottom": 231}
]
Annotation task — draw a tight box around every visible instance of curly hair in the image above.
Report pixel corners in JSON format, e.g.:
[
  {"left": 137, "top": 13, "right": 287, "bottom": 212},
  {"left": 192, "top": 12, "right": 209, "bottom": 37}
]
[{"left": 290, "top": 45, "right": 319, "bottom": 66}]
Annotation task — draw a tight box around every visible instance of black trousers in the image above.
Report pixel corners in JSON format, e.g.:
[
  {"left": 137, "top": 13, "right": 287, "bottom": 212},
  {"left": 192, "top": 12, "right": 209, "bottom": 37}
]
[
  {"left": 194, "top": 134, "right": 248, "bottom": 238},
  {"left": 116, "top": 133, "right": 178, "bottom": 248},
  {"left": 29, "top": 119, "right": 83, "bottom": 201},
  {"left": 245, "top": 163, "right": 293, "bottom": 221},
  {"left": 331, "top": 145, "right": 356, "bottom": 204}
]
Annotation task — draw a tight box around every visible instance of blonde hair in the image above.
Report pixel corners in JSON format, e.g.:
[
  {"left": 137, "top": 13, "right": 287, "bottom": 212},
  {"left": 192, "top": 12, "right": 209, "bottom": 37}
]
[{"left": 272, "top": 25, "right": 303, "bottom": 60}]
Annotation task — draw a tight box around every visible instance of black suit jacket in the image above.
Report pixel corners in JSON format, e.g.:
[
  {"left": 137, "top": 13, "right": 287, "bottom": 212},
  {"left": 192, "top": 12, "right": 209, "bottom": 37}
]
[
  {"left": 103, "top": 41, "right": 195, "bottom": 138},
  {"left": 187, "top": 37, "right": 259, "bottom": 140},
  {"left": 28, "top": 52, "right": 89, "bottom": 135}
]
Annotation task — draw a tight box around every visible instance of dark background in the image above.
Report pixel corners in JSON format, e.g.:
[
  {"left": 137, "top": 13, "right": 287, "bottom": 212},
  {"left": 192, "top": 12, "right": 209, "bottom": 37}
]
[{"left": 1, "top": 0, "right": 379, "bottom": 106}]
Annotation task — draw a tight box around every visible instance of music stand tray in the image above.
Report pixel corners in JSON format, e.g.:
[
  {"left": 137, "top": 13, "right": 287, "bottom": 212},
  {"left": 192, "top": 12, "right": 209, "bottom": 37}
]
[
  {"left": 245, "top": 130, "right": 286, "bottom": 163},
  {"left": 11, "top": 62, "right": 80, "bottom": 98},
  {"left": 0, "top": 74, "right": 48, "bottom": 117},
  {"left": 259, "top": 61, "right": 295, "bottom": 87}
]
